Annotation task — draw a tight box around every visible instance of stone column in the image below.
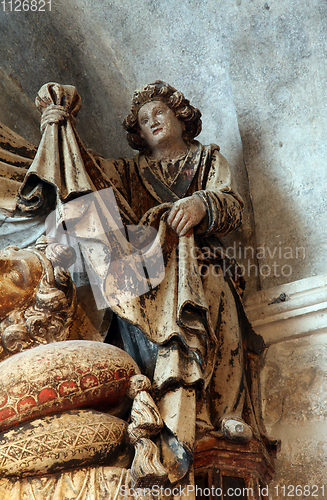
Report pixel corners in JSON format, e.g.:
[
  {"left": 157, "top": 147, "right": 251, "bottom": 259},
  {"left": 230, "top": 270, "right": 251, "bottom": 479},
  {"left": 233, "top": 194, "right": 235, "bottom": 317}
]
[{"left": 245, "top": 275, "right": 327, "bottom": 499}]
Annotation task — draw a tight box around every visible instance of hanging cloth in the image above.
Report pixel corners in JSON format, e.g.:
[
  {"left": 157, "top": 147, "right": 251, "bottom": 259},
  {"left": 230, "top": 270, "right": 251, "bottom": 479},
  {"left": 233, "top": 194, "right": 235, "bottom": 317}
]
[{"left": 18, "top": 82, "right": 94, "bottom": 212}]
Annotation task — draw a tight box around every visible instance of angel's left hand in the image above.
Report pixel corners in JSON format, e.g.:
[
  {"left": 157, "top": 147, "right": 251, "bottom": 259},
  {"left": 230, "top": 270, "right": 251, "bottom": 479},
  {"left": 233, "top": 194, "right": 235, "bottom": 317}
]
[{"left": 167, "top": 195, "right": 207, "bottom": 237}]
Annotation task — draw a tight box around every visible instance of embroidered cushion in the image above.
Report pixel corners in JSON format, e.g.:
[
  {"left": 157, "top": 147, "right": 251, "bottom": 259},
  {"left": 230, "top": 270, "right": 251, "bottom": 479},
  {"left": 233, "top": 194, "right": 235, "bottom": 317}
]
[{"left": 0, "top": 340, "right": 139, "bottom": 431}]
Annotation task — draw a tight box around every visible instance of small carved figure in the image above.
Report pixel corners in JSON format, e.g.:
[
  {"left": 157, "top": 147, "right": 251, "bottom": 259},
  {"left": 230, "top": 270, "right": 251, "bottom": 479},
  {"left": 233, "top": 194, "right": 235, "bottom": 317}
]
[{"left": 0, "top": 236, "right": 76, "bottom": 360}]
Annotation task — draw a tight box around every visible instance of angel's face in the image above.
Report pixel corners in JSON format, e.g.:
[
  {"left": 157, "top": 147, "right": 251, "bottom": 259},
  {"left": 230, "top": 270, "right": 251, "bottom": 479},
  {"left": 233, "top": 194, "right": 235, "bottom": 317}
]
[{"left": 138, "top": 100, "right": 185, "bottom": 152}]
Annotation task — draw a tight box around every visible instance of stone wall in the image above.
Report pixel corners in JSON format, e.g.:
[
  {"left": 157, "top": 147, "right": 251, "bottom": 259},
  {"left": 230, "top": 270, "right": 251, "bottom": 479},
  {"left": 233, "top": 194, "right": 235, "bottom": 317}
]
[{"left": 228, "top": 0, "right": 327, "bottom": 291}]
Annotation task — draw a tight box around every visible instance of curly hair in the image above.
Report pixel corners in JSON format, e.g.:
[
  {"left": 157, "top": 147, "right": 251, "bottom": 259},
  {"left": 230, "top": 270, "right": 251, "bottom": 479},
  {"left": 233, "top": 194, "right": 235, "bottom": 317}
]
[
  {"left": 0, "top": 237, "right": 77, "bottom": 360},
  {"left": 123, "top": 80, "right": 202, "bottom": 151}
]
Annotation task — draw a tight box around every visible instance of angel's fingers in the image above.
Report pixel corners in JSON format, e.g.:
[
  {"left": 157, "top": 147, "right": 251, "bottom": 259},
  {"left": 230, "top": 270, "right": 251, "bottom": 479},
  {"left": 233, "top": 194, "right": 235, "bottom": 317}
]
[
  {"left": 167, "top": 203, "right": 181, "bottom": 225},
  {"left": 41, "top": 116, "right": 59, "bottom": 128},
  {"left": 169, "top": 209, "right": 185, "bottom": 232},
  {"left": 176, "top": 216, "right": 193, "bottom": 237}
]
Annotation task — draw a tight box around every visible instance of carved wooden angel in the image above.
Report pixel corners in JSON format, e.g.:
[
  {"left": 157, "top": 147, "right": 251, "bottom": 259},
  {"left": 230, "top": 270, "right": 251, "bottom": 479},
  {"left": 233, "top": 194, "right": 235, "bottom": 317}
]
[{"left": 0, "top": 81, "right": 272, "bottom": 488}]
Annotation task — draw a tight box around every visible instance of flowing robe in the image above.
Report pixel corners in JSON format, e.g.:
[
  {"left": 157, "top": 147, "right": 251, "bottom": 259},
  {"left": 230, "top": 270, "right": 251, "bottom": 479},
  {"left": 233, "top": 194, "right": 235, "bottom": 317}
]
[
  {"left": 89, "top": 141, "right": 263, "bottom": 482},
  {"left": 94, "top": 140, "right": 245, "bottom": 391}
]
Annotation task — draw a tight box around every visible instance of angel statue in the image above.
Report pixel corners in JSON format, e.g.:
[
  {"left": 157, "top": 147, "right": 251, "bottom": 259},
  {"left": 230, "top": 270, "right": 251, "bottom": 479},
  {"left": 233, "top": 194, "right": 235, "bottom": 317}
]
[{"left": 0, "top": 81, "right": 271, "bottom": 491}]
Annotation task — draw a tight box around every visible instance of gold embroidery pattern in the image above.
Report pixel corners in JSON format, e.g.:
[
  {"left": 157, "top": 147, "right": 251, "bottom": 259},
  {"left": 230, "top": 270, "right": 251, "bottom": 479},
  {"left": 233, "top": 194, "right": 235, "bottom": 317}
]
[{"left": 0, "top": 410, "right": 127, "bottom": 476}]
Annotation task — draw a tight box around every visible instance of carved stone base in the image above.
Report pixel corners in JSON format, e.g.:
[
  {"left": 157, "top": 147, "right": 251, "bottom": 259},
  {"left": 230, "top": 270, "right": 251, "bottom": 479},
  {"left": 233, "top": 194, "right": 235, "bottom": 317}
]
[{"left": 194, "top": 437, "right": 275, "bottom": 500}]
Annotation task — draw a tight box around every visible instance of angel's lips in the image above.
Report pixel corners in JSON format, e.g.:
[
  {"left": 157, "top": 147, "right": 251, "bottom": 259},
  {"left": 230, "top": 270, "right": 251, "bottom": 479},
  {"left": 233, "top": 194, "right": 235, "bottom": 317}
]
[{"left": 153, "top": 128, "right": 162, "bottom": 135}]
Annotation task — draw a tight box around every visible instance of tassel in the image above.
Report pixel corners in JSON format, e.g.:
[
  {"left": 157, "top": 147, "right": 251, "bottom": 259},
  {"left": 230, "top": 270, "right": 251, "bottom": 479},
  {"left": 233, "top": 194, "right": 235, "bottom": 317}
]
[
  {"left": 127, "top": 375, "right": 168, "bottom": 487},
  {"left": 130, "top": 438, "right": 168, "bottom": 487}
]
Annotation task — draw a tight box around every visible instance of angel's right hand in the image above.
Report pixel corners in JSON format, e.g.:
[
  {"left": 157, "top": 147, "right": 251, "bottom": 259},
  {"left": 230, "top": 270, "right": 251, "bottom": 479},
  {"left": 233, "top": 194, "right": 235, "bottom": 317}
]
[{"left": 40, "top": 104, "right": 69, "bottom": 134}]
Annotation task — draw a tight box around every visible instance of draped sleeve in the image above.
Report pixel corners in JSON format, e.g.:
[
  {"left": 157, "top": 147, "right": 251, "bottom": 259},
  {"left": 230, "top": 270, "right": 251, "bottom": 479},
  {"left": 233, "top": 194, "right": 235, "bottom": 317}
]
[{"left": 195, "top": 145, "right": 244, "bottom": 237}]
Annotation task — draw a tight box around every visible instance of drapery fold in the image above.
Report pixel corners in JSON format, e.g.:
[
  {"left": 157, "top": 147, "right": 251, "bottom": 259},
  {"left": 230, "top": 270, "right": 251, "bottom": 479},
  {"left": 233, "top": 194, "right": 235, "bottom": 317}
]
[
  {"left": 0, "top": 122, "right": 36, "bottom": 213},
  {"left": 0, "top": 83, "right": 91, "bottom": 214},
  {"left": 0, "top": 83, "right": 137, "bottom": 226}
]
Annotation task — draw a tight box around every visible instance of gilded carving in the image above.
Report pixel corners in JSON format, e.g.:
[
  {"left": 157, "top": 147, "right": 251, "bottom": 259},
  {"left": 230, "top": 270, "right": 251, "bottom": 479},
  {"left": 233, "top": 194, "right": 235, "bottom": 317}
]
[
  {"left": 0, "top": 235, "right": 167, "bottom": 495},
  {"left": 0, "top": 237, "right": 76, "bottom": 360}
]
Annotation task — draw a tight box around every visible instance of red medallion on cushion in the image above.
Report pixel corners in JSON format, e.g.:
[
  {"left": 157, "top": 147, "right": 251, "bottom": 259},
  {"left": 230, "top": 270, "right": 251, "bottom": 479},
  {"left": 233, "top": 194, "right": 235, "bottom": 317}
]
[{"left": 17, "top": 397, "right": 37, "bottom": 413}]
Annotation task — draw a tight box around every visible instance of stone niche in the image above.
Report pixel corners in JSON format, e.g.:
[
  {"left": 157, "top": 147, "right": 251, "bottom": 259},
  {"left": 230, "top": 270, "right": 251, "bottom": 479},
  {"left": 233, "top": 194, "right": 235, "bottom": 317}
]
[{"left": 1, "top": 0, "right": 327, "bottom": 497}]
